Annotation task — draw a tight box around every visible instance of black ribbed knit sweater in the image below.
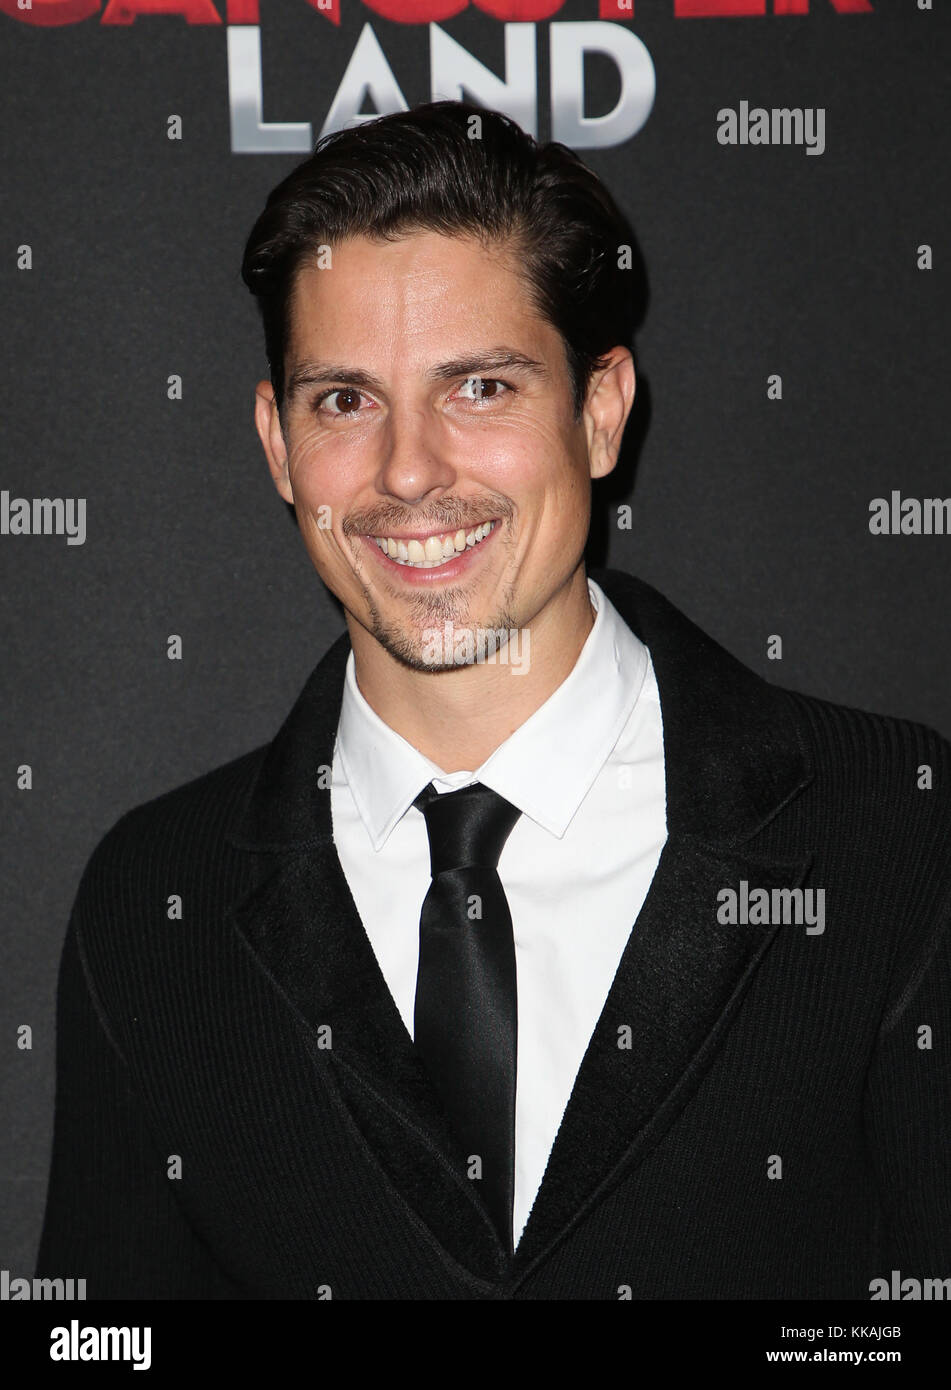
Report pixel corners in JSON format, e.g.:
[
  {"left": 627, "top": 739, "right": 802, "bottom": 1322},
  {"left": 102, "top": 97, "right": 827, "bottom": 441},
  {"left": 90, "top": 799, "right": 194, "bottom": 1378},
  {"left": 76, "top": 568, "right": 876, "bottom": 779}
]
[{"left": 35, "top": 570, "right": 951, "bottom": 1299}]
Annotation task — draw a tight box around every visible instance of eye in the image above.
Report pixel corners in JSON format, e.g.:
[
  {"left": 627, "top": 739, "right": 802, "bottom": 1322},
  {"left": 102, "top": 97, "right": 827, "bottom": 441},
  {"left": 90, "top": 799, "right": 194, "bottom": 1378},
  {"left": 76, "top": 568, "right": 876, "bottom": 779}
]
[
  {"left": 454, "top": 376, "right": 510, "bottom": 403},
  {"left": 314, "top": 387, "right": 370, "bottom": 416}
]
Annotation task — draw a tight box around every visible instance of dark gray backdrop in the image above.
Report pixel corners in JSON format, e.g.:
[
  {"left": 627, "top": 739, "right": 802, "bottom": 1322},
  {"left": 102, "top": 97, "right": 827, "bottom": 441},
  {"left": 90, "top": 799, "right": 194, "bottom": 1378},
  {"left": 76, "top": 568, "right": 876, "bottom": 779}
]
[{"left": 2, "top": 0, "right": 948, "bottom": 1276}]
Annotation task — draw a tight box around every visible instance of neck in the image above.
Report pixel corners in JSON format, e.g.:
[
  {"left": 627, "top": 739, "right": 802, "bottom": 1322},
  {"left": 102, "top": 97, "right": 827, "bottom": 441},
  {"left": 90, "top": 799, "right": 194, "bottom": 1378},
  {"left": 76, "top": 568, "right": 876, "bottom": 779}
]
[{"left": 348, "top": 566, "right": 596, "bottom": 772}]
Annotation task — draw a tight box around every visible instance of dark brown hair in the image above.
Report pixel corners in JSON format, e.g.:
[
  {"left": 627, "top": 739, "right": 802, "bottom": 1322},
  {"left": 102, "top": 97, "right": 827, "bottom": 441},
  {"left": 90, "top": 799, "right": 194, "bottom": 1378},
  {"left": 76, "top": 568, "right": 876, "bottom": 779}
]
[{"left": 241, "top": 100, "right": 637, "bottom": 420}]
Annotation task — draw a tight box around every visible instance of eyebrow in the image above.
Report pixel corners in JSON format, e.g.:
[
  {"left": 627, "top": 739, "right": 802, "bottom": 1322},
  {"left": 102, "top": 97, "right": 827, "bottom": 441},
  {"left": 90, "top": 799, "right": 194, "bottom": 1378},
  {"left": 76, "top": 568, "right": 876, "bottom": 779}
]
[{"left": 285, "top": 349, "right": 549, "bottom": 401}]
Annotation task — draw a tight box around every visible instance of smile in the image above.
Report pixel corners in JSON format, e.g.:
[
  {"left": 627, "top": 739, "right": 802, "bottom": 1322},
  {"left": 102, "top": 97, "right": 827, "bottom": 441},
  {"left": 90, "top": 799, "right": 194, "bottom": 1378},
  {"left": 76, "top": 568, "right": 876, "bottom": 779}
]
[{"left": 369, "top": 521, "right": 497, "bottom": 569}]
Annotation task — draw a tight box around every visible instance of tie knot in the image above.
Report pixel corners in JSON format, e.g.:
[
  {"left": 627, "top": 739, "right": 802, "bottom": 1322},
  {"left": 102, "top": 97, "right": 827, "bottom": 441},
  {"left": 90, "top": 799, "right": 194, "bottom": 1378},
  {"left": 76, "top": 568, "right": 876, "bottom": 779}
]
[{"left": 414, "top": 781, "right": 521, "bottom": 876}]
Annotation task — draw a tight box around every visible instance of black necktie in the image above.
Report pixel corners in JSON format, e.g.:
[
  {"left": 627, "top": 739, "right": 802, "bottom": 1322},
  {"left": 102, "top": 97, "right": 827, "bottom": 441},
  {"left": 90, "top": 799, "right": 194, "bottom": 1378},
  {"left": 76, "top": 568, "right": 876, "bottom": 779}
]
[{"left": 413, "top": 781, "right": 522, "bottom": 1255}]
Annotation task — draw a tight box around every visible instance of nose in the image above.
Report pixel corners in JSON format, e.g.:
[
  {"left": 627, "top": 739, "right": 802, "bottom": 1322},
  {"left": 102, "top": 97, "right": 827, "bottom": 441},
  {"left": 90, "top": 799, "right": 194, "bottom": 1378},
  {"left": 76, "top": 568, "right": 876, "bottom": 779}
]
[{"left": 376, "top": 399, "right": 457, "bottom": 505}]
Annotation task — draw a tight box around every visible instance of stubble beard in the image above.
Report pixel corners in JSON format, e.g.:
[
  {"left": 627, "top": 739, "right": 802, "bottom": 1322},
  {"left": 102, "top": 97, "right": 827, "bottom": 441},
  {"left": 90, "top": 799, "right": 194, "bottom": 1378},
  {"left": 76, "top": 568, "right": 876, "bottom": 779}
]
[
  {"left": 342, "top": 496, "right": 520, "bottom": 674},
  {"left": 362, "top": 578, "right": 520, "bottom": 674}
]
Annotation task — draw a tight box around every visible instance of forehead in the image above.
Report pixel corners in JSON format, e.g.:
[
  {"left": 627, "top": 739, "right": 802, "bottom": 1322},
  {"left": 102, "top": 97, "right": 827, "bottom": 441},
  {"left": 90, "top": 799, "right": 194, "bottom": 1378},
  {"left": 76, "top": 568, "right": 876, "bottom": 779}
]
[{"left": 285, "top": 229, "right": 562, "bottom": 369}]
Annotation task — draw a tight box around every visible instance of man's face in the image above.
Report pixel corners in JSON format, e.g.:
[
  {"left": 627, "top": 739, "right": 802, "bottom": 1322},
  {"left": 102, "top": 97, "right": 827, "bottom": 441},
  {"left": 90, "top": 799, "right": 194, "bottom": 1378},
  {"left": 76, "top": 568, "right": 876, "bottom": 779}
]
[{"left": 255, "top": 228, "right": 631, "bottom": 672}]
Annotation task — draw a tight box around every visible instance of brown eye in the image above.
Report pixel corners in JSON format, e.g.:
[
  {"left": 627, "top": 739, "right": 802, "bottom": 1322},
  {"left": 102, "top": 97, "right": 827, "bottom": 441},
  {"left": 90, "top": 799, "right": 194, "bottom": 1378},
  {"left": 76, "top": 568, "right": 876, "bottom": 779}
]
[
  {"left": 333, "top": 388, "right": 362, "bottom": 413},
  {"left": 458, "top": 376, "right": 507, "bottom": 402}
]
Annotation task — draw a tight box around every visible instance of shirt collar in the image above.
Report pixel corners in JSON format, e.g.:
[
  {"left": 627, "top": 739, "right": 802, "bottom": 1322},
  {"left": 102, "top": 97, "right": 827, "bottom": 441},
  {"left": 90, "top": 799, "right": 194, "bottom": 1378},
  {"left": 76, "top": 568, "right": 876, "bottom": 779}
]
[{"left": 335, "top": 578, "right": 650, "bottom": 848}]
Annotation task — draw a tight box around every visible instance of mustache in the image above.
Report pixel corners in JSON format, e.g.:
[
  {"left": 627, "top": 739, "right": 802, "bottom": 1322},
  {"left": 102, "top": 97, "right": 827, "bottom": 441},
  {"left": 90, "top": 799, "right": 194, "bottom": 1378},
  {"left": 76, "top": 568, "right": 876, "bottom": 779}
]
[{"left": 343, "top": 496, "right": 514, "bottom": 538}]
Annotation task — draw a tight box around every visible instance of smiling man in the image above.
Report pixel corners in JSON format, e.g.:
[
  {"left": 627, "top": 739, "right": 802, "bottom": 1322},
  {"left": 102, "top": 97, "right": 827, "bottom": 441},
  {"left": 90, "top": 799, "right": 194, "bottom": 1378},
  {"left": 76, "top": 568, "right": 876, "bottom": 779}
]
[
  {"left": 254, "top": 225, "right": 631, "bottom": 772},
  {"left": 36, "top": 101, "right": 951, "bottom": 1301}
]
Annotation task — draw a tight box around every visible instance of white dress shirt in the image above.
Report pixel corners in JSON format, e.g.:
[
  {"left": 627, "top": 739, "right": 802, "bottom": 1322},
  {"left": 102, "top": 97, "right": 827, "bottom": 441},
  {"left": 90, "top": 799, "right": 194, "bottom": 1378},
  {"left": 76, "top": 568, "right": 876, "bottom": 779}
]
[{"left": 330, "top": 578, "right": 667, "bottom": 1248}]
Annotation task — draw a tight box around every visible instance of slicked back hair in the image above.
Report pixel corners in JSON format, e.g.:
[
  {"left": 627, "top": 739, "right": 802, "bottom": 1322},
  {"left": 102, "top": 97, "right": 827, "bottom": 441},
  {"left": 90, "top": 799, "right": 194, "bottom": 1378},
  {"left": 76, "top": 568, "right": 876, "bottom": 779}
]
[{"left": 241, "top": 100, "right": 637, "bottom": 423}]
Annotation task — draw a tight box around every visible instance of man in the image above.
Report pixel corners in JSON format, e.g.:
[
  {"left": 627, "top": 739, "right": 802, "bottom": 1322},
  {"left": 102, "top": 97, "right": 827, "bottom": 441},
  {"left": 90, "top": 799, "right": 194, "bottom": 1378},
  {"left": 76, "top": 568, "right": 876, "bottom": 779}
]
[{"left": 37, "top": 101, "right": 951, "bottom": 1300}]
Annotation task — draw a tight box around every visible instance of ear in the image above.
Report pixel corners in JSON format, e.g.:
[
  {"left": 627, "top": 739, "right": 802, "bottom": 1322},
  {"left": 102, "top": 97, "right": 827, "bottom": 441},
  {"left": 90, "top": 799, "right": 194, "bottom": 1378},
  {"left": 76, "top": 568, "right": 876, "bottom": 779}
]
[
  {"left": 254, "top": 380, "right": 294, "bottom": 505},
  {"left": 582, "top": 347, "right": 636, "bottom": 481}
]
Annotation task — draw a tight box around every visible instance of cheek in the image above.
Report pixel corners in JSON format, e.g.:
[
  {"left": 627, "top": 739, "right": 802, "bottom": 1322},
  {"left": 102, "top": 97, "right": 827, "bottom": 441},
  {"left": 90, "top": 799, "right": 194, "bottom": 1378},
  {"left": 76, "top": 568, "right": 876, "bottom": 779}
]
[
  {"left": 498, "top": 418, "right": 591, "bottom": 530},
  {"left": 285, "top": 420, "right": 372, "bottom": 510},
  {"left": 455, "top": 410, "right": 583, "bottom": 491}
]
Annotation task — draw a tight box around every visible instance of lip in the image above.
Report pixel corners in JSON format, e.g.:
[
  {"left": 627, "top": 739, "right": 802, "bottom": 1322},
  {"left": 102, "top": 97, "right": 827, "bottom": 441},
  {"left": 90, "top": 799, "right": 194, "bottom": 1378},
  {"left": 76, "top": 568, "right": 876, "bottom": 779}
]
[{"left": 359, "top": 519, "right": 500, "bottom": 584}]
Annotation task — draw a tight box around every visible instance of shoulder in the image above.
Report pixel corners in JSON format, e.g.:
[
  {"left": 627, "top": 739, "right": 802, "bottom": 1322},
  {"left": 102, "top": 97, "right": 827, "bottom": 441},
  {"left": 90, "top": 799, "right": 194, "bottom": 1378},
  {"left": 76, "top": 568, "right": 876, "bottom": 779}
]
[
  {"left": 59, "top": 746, "right": 273, "bottom": 1066},
  {"left": 780, "top": 683, "right": 950, "bottom": 794},
  {"left": 72, "top": 744, "right": 268, "bottom": 919},
  {"left": 774, "top": 683, "right": 951, "bottom": 873}
]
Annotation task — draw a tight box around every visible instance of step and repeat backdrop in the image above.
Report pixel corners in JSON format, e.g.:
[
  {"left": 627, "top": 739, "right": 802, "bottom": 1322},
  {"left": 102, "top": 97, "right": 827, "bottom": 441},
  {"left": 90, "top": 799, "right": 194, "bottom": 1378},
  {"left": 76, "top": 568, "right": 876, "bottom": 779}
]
[{"left": 1, "top": 0, "right": 948, "bottom": 1273}]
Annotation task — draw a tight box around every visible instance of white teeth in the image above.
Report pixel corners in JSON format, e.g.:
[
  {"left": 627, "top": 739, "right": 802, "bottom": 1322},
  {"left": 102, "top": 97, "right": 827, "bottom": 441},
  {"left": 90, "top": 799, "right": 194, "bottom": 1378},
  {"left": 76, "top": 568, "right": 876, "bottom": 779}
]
[{"left": 372, "top": 521, "right": 496, "bottom": 568}]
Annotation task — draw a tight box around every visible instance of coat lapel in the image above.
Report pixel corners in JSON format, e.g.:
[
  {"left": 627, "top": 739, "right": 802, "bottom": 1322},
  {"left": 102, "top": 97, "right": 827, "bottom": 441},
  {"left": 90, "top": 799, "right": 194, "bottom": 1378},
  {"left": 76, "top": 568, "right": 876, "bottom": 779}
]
[
  {"left": 227, "top": 843, "right": 508, "bottom": 1283},
  {"left": 512, "top": 569, "right": 815, "bottom": 1276},
  {"left": 226, "top": 634, "right": 506, "bottom": 1284},
  {"left": 510, "top": 833, "right": 813, "bottom": 1275},
  {"left": 224, "top": 570, "right": 815, "bottom": 1285}
]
